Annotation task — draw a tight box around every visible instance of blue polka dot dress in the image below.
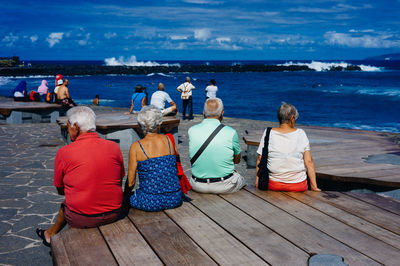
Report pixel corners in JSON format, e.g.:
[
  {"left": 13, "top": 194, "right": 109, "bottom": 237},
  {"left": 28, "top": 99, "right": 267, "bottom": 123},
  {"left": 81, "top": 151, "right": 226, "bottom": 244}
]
[{"left": 130, "top": 136, "right": 182, "bottom": 212}]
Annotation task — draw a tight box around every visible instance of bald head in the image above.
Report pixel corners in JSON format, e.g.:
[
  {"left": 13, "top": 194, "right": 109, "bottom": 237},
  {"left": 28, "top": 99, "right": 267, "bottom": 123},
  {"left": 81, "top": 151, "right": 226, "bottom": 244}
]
[{"left": 204, "top": 98, "right": 224, "bottom": 118}]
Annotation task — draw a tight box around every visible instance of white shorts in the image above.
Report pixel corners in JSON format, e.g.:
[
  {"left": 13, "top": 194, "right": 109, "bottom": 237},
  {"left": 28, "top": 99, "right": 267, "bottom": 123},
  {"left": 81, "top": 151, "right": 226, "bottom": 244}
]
[{"left": 190, "top": 171, "right": 246, "bottom": 194}]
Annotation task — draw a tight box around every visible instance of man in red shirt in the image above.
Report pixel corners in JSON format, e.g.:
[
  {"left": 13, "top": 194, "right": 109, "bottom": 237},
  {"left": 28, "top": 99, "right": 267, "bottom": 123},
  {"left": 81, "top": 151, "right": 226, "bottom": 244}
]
[{"left": 36, "top": 106, "right": 125, "bottom": 246}]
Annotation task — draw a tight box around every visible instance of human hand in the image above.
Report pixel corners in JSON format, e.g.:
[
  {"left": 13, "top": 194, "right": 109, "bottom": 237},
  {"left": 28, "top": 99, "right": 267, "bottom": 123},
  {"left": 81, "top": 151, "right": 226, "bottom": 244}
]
[{"left": 311, "top": 187, "right": 321, "bottom": 192}]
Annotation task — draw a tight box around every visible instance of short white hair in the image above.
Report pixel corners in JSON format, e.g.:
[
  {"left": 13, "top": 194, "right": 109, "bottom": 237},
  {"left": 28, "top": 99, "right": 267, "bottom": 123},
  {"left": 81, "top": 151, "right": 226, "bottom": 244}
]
[
  {"left": 67, "top": 106, "right": 96, "bottom": 132},
  {"left": 137, "top": 105, "right": 163, "bottom": 134},
  {"left": 277, "top": 102, "right": 299, "bottom": 124},
  {"left": 204, "top": 98, "right": 224, "bottom": 117}
]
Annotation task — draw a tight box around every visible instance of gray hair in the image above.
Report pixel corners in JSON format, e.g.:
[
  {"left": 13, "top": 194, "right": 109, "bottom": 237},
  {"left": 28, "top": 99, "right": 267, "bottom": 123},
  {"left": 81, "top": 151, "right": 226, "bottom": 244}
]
[
  {"left": 157, "top": 83, "right": 165, "bottom": 91},
  {"left": 277, "top": 102, "right": 299, "bottom": 124},
  {"left": 137, "top": 105, "right": 163, "bottom": 134},
  {"left": 204, "top": 98, "right": 224, "bottom": 118},
  {"left": 185, "top": 76, "right": 191, "bottom": 82},
  {"left": 67, "top": 106, "right": 96, "bottom": 132}
]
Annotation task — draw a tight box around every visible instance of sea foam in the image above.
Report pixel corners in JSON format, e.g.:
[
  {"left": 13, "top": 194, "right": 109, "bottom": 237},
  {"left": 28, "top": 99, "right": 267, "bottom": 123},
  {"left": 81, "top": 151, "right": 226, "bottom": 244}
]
[
  {"left": 104, "top": 55, "right": 180, "bottom": 67},
  {"left": 278, "top": 61, "right": 381, "bottom": 72}
]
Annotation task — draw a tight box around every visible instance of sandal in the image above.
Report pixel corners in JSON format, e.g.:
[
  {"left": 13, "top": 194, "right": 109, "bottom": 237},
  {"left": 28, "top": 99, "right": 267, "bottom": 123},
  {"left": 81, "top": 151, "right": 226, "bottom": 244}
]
[{"left": 36, "top": 228, "right": 51, "bottom": 247}]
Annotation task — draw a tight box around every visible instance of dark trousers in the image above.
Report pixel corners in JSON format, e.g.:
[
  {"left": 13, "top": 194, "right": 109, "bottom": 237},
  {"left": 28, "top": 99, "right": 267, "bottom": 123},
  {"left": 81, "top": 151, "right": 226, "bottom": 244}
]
[{"left": 182, "top": 96, "right": 193, "bottom": 119}]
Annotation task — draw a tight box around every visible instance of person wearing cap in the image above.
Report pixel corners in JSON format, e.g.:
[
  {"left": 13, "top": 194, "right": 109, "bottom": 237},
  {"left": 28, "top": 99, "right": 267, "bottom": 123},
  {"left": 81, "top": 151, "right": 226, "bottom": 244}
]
[
  {"left": 150, "top": 83, "right": 177, "bottom": 116},
  {"left": 177, "top": 76, "right": 196, "bottom": 120},
  {"left": 54, "top": 74, "right": 63, "bottom": 95}
]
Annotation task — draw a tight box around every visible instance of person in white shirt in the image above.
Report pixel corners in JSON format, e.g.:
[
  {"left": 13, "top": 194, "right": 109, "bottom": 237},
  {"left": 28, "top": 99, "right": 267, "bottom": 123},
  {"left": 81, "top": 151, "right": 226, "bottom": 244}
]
[
  {"left": 150, "top": 83, "right": 177, "bottom": 116},
  {"left": 255, "top": 102, "right": 321, "bottom": 192},
  {"left": 205, "top": 79, "right": 218, "bottom": 99},
  {"left": 177, "top": 76, "right": 196, "bottom": 120}
]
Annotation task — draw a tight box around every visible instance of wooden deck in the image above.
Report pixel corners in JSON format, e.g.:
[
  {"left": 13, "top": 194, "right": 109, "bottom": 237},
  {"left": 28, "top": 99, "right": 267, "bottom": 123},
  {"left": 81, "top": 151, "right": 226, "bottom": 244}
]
[
  {"left": 244, "top": 125, "right": 400, "bottom": 188},
  {"left": 51, "top": 188, "right": 400, "bottom": 265}
]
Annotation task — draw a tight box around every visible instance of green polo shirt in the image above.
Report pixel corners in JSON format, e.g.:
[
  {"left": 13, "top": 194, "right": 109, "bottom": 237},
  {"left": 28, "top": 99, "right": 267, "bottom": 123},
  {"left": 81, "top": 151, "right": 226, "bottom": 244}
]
[{"left": 188, "top": 118, "right": 241, "bottom": 178}]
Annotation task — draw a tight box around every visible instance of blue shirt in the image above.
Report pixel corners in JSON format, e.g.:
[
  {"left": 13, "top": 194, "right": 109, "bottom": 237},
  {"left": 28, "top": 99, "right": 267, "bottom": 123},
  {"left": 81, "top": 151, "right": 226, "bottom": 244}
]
[{"left": 131, "top": 92, "right": 146, "bottom": 112}]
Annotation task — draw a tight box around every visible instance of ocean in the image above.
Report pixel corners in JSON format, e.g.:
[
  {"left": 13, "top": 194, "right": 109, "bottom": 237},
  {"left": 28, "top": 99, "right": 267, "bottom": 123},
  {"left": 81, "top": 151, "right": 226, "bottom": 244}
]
[{"left": 1, "top": 59, "right": 399, "bottom": 133}]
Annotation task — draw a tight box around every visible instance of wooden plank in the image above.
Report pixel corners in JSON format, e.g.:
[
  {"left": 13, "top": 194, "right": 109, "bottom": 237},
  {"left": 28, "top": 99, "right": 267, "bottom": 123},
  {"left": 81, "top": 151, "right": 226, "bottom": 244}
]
[
  {"left": 306, "top": 192, "right": 400, "bottom": 235},
  {"left": 51, "top": 234, "right": 71, "bottom": 266},
  {"left": 165, "top": 197, "right": 269, "bottom": 265},
  {"left": 247, "top": 190, "right": 400, "bottom": 265},
  {"left": 55, "top": 227, "right": 117, "bottom": 266},
  {"left": 128, "top": 208, "right": 216, "bottom": 265},
  {"left": 186, "top": 192, "right": 307, "bottom": 265},
  {"left": 343, "top": 192, "right": 400, "bottom": 216},
  {"left": 99, "top": 217, "right": 163, "bottom": 266},
  {"left": 285, "top": 191, "right": 400, "bottom": 250},
  {"left": 223, "top": 189, "right": 380, "bottom": 265}
]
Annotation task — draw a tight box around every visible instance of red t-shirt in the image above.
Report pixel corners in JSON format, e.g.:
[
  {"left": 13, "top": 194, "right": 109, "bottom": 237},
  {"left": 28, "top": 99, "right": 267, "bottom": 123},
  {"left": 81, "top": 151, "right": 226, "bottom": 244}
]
[{"left": 54, "top": 132, "right": 125, "bottom": 215}]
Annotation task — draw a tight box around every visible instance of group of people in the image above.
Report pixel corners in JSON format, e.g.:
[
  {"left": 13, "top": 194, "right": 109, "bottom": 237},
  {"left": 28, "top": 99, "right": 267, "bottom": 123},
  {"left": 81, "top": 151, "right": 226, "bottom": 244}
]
[
  {"left": 128, "top": 77, "right": 218, "bottom": 120},
  {"left": 12, "top": 74, "right": 76, "bottom": 109},
  {"left": 36, "top": 95, "right": 320, "bottom": 247}
]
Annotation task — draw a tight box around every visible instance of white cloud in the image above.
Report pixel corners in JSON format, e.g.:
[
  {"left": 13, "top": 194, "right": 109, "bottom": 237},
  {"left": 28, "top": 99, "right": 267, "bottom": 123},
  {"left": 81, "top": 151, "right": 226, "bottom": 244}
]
[
  {"left": 182, "top": 0, "right": 224, "bottom": 4},
  {"left": 2, "top": 33, "right": 19, "bottom": 47},
  {"left": 46, "top": 32, "right": 64, "bottom": 47},
  {"left": 324, "top": 31, "right": 400, "bottom": 48},
  {"left": 78, "top": 33, "right": 91, "bottom": 46},
  {"left": 349, "top": 29, "right": 374, "bottom": 33},
  {"left": 170, "top": 35, "right": 188, "bottom": 40},
  {"left": 104, "top": 32, "right": 117, "bottom": 39},
  {"left": 216, "top": 37, "right": 231, "bottom": 44},
  {"left": 194, "top": 28, "right": 211, "bottom": 41},
  {"left": 30, "top": 35, "right": 38, "bottom": 43}
]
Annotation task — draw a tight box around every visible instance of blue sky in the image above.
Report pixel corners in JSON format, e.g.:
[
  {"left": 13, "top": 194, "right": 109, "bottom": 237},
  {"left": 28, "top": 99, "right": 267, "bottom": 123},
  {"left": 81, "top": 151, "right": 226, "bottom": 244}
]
[{"left": 1, "top": 0, "right": 399, "bottom": 60}]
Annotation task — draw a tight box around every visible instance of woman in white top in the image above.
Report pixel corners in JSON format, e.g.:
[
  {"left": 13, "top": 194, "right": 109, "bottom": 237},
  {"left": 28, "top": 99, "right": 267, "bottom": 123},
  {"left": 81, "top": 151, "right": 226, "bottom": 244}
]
[{"left": 255, "top": 102, "right": 320, "bottom": 192}]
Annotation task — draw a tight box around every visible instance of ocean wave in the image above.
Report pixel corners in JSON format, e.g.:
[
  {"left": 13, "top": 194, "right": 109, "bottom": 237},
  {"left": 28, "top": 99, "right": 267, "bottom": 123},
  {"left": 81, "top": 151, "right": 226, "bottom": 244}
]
[
  {"left": 104, "top": 55, "right": 180, "bottom": 67},
  {"left": 278, "top": 61, "right": 381, "bottom": 72},
  {"left": 0, "top": 77, "right": 11, "bottom": 86},
  {"left": 357, "top": 88, "right": 400, "bottom": 97},
  {"left": 332, "top": 122, "right": 400, "bottom": 133},
  {"left": 75, "top": 99, "right": 116, "bottom": 105},
  {"left": 146, "top": 73, "right": 174, "bottom": 77}
]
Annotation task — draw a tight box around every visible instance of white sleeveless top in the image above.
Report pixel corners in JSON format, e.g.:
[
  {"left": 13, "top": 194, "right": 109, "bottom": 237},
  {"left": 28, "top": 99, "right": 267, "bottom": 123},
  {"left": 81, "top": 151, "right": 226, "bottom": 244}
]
[{"left": 257, "top": 128, "right": 310, "bottom": 183}]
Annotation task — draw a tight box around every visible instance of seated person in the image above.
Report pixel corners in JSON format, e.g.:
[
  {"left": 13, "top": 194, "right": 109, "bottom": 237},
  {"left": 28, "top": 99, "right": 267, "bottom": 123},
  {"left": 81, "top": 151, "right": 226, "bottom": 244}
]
[
  {"left": 37, "top": 80, "right": 49, "bottom": 101},
  {"left": 126, "top": 85, "right": 146, "bottom": 114},
  {"left": 150, "top": 83, "right": 177, "bottom": 116},
  {"left": 36, "top": 106, "right": 125, "bottom": 246},
  {"left": 124, "top": 105, "right": 182, "bottom": 211},
  {"left": 54, "top": 74, "right": 63, "bottom": 97},
  {"left": 12, "top": 80, "right": 29, "bottom": 101},
  {"left": 255, "top": 102, "right": 321, "bottom": 192},
  {"left": 188, "top": 98, "right": 246, "bottom": 194},
  {"left": 57, "top": 79, "right": 76, "bottom": 108}
]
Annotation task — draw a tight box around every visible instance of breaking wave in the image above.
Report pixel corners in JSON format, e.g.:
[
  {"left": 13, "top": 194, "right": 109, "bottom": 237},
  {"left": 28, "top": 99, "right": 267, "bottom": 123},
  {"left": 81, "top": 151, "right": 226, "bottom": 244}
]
[
  {"left": 278, "top": 61, "right": 381, "bottom": 72},
  {"left": 104, "top": 55, "right": 180, "bottom": 67},
  {"left": 146, "top": 73, "right": 174, "bottom": 77}
]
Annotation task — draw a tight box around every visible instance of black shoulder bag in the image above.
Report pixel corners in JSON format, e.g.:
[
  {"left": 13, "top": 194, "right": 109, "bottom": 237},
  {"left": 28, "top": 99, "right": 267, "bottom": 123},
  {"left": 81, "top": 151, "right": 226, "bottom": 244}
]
[
  {"left": 257, "top": 127, "right": 272, "bottom": 190},
  {"left": 190, "top": 124, "right": 225, "bottom": 165}
]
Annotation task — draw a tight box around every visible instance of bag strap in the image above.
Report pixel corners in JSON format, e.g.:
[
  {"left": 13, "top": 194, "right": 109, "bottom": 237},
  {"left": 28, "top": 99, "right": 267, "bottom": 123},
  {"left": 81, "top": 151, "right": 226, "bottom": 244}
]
[
  {"left": 190, "top": 124, "right": 225, "bottom": 165},
  {"left": 258, "top": 127, "right": 272, "bottom": 175}
]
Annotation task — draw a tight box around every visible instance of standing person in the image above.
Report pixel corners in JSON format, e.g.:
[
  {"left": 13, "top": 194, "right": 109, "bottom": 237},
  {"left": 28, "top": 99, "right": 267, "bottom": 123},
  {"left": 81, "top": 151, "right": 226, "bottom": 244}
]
[
  {"left": 205, "top": 79, "right": 218, "bottom": 99},
  {"left": 150, "top": 83, "right": 177, "bottom": 116},
  {"left": 35, "top": 106, "right": 125, "bottom": 246},
  {"left": 126, "top": 85, "right": 146, "bottom": 114},
  {"left": 255, "top": 102, "right": 321, "bottom": 192},
  {"left": 177, "top": 76, "right": 196, "bottom": 120},
  {"left": 188, "top": 98, "right": 246, "bottom": 194}
]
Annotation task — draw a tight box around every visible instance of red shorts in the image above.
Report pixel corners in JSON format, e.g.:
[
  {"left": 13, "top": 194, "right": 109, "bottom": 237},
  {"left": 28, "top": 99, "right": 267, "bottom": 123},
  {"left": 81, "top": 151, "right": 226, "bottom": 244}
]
[
  {"left": 268, "top": 179, "right": 308, "bottom": 192},
  {"left": 62, "top": 203, "right": 120, "bottom": 229}
]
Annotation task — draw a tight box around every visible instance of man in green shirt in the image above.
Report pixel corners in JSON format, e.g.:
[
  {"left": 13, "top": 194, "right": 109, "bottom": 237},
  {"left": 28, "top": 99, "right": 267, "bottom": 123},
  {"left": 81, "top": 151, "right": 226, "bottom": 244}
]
[{"left": 188, "top": 98, "right": 246, "bottom": 193}]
